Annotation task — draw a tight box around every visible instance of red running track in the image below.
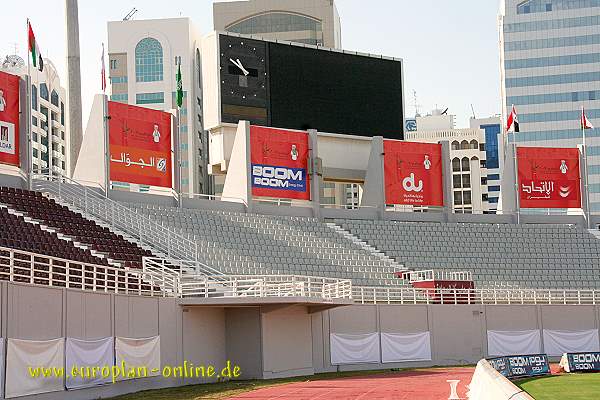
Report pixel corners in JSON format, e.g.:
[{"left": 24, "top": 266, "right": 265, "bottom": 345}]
[{"left": 228, "top": 367, "right": 475, "bottom": 400}]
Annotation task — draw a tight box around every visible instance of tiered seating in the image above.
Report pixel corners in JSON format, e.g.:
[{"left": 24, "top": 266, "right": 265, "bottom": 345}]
[
  {"left": 336, "top": 219, "right": 600, "bottom": 289},
  {"left": 0, "top": 187, "right": 154, "bottom": 269},
  {"left": 0, "top": 207, "right": 102, "bottom": 264},
  {"left": 126, "top": 203, "right": 403, "bottom": 286}
]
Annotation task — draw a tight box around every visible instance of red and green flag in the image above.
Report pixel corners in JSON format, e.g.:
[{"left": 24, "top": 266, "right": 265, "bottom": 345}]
[{"left": 27, "top": 21, "right": 44, "bottom": 72}]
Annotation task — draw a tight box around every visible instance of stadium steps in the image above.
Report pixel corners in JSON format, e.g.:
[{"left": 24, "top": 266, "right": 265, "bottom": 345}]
[{"left": 325, "top": 222, "right": 408, "bottom": 277}]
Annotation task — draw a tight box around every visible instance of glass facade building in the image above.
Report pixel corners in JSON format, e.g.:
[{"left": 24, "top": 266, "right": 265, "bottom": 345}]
[{"left": 501, "top": 0, "right": 600, "bottom": 211}]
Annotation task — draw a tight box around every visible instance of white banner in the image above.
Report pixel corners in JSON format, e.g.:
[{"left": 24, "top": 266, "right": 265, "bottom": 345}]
[
  {"left": 330, "top": 333, "right": 380, "bottom": 365},
  {"left": 115, "top": 336, "right": 160, "bottom": 380},
  {"left": 381, "top": 332, "right": 431, "bottom": 363},
  {"left": 543, "top": 329, "right": 600, "bottom": 356},
  {"left": 487, "top": 330, "right": 541, "bottom": 356},
  {"left": 66, "top": 337, "right": 114, "bottom": 389},
  {"left": 5, "top": 338, "right": 65, "bottom": 398}
]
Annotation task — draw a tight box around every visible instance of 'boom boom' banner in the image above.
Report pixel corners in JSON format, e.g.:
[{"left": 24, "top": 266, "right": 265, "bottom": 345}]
[
  {"left": 384, "top": 140, "right": 443, "bottom": 206},
  {"left": 108, "top": 102, "right": 173, "bottom": 188},
  {"left": 517, "top": 147, "right": 581, "bottom": 209},
  {"left": 0, "top": 71, "right": 20, "bottom": 167},
  {"left": 250, "top": 126, "right": 310, "bottom": 200}
]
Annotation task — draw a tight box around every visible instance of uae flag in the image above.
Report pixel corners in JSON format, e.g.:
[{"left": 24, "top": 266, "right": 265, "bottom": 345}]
[
  {"left": 27, "top": 21, "right": 44, "bottom": 72},
  {"left": 506, "top": 104, "right": 519, "bottom": 133},
  {"left": 582, "top": 107, "right": 594, "bottom": 130}
]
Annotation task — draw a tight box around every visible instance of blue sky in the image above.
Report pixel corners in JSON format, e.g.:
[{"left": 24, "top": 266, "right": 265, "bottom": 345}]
[{"left": 2, "top": 0, "right": 502, "bottom": 128}]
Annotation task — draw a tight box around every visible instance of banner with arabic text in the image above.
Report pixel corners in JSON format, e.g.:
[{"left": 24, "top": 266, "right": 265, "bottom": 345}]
[
  {"left": 384, "top": 140, "right": 443, "bottom": 206},
  {"left": 517, "top": 147, "right": 581, "bottom": 209},
  {"left": 108, "top": 101, "right": 173, "bottom": 188},
  {"left": 0, "top": 71, "right": 20, "bottom": 167},
  {"left": 250, "top": 125, "right": 310, "bottom": 200}
]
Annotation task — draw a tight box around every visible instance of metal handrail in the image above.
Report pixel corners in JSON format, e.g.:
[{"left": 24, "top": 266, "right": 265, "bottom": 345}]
[
  {"left": 31, "top": 172, "right": 224, "bottom": 278},
  {"left": 402, "top": 270, "right": 473, "bottom": 283},
  {"left": 0, "top": 246, "right": 171, "bottom": 297},
  {"left": 353, "top": 286, "right": 600, "bottom": 305}
]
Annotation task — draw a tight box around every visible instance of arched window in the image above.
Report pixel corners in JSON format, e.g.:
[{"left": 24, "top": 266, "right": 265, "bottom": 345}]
[
  {"left": 50, "top": 90, "right": 59, "bottom": 107},
  {"left": 135, "top": 38, "right": 163, "bottom": 82},
  {"left": 452, "top": 157, "right": 461, "bottom": 172},
  {"left": 470, "top": 139, "right": 478, "bottom": 149},
  {"left": 226, "top": 12, "right": 323, "bottom": 45},
  {"left": 461, "top": 157, "right": 470, "bottom": 171},
  {"left": 451, "top": 141, "right": 460, "bottom": 150},
  {"left": 460, "top": 140, "right": 470, "bottom": 150}
]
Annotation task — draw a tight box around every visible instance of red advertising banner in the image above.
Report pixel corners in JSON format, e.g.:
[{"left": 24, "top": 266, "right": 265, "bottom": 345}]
[
  {"left": 384, "top": 140, "right": 444, "bottom": 206},
  {"left": 250, "top": 125, "right": 310, "bottom": 200},
  {"left": 0, "top": 71, "right": 20, "bottom": 167},
  {"left": 108, "top": 101, "right": 173, "bottom": 188},
  {"left": 517, "top": 147, "right": 581, "bottom": 209}
]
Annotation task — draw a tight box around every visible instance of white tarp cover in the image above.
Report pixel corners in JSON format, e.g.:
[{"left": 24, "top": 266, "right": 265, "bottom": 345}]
[
  {"left": 380, "top": 332, "right": 432, "bottom": 363},
  {"left": 115, "top": 336, "right": 160, "bottom": 380},
  {"left": 330, "top": 333, "right": 380, "bottom": 365},
  {"left": 66, "top": 337, "right": 114, "bottom": 389},
  {"left": 487, "top": 330, "right": 541, "bottom": 356},
  {"left": 543, "top": 329, "right": 600, "bottom": 356},
  {"left": 5, "top": 338, "right": 65, "bottom": 398}
]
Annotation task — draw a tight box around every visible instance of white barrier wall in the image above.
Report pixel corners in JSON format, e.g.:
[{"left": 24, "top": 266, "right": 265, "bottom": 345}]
[{"left": 3, "top": 281, "right": 600, "bottom": 399}]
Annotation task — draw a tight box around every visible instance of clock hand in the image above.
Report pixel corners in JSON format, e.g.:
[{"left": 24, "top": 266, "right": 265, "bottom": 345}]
[
  {"left": 229, "top": 58, "right": 249, "bottom": 77},
  {"left": 235, "top": 58, "right": 250, "bottom": 76}
]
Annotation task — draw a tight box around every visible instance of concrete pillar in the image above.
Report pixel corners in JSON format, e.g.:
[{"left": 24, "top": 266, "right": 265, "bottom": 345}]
[
  {"left": 500, "top": 142, "right": 519, "bottom": 223},
  {"left": 361, "top": 136, "right": 385, "bottom": 219},
  {"left": 65, "top": 0, "right": 84, "bottom": 176},
  {"left": 308, "top": 129, "right": 321, "bottom": 219},
  {"left": 441, "top": 140, "right": 452, "bottom": 222},
  {"left": 579, "top": 145, "right": 591, "bottom": 228}
]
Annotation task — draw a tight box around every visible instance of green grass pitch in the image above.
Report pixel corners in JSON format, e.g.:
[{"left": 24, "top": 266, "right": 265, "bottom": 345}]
[{"left": 517, "top": 373, "right": 600, "bottom": 400}]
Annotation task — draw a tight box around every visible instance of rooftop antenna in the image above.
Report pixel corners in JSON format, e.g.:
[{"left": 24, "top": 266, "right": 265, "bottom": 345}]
[
  {"left": 412, "top": 90, "right": 422, "bottom": 117},
  {"left": 123, "top": 7, "right": 138, "bottom": 21},
  {"left": 470, "top": 104, "right": 477, "bottom": 119}
]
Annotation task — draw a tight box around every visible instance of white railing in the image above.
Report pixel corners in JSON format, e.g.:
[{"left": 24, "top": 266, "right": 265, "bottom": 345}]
[
  {"left": 178, "top": 274, "right": 352, "bottom": 300},
  {"left": 31, "top": 173, "right": 223, "bottom": 277},
  {"left": 402, "top": 270, "right": 473, "bottom": 283},
  {"left": 353, "top": 286, "right": 600, "bottom": 305},
  {"left": 0, "top": 246, "right": 172, "bottom": 297}
]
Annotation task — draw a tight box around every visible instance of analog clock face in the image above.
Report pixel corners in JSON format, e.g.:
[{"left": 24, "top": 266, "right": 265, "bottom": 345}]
[{"left": 219, "top": 35, "right": 268, "bottom": 126}]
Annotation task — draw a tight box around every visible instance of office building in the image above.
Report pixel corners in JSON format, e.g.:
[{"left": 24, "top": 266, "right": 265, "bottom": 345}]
[{"left": 500, "top": 0, "right": 600, "bottom": 211}]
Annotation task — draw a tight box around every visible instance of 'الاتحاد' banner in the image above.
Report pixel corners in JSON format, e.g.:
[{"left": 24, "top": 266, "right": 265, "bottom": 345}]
[{"left": 0, "top": 71, "right": 20, "bottom": 167}]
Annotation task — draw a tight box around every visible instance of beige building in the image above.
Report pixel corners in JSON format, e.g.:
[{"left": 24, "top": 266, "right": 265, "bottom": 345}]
[
  {"left": 406, "top": 111, "right": 491, "bottom": 214},
  {"left": 213, "top": 0, "right": 342, "bottom": 49},
  {"left": 1, "top": 55, "right": 69, "bottom": 177}
]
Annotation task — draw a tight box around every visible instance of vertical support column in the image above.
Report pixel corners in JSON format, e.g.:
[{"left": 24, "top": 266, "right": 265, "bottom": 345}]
[
  {"left": 361, "top": 136, "right": 386, "bottom": 219},
  {"left": 102, "top": 94, "right": 110, "bottom": 197},
  {"left": 22, "top": 75, "right": 33, "bottom": 189},
  {"left": 308, "top": 129, "right": 321, "bottom": 219},
  {"left": 500, "top": 142, "right": 519, "bottom": 223},
  {"left": 579, "top": 144, "right": 591, "bottom": 229},
  {"left": 221, "top": 121, "right": 253, "bottom": 212},
  {"left": 440, "top": 140, "right": 452, "bottom": 222},
  {"left": 175, "top": 108, "right": 182, "bottom": 208},
  {"left": 65, "top": 0, "right": 84, "bottom": 176}
]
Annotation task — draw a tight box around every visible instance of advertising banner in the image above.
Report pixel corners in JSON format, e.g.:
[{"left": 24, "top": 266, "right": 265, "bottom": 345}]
[
  {"left": 384, "top": 140, "right": 443, "bottom": 206},
  {"left": 487, "top": 354, "right": 550, "bottom": 379},
  {"left": 250, "top": 125, "right": 310, "bottom": 200},
  {"left": 108, "top": 101, "right": 172, "bottom": 188},
  {"left": 565, "top": 352, "right": 600, "bottom": 372},
  {"left": 517, "top": 147, "right": 581, "bottom": 209},
  {"left": 0, "top": 71, "right": 20, "bottom": 167}
]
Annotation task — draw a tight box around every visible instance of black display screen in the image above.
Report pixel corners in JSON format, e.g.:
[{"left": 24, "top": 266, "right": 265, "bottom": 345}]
[{"left": 267, "top": 42, "right": 404, "bottom": 139}]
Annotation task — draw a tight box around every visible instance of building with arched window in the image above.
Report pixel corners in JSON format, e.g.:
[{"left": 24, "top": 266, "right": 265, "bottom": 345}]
[
  {"left": 107, "top": 17, "right": 209, "bottom": 196},
  {"left": 214, "top": 0, "right": 342, "bottom": 49}
]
